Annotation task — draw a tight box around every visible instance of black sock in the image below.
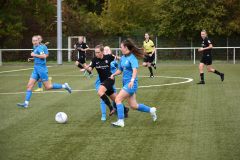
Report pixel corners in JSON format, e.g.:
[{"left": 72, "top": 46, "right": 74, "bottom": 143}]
[
  {"left": 77, "top": 63, "right": 83, "bottom": 69},
  {"left": 123, "top": 105, "right": 128, "bottom": 113},
  {"left": 214, "top": 70, "right": 221, "bottom": 76},
  {"left": 112, "top": 102, "right": 117, "bottom": 110},
  {"left": 200, "top": 73, "right": 204, "bottom": 81},
  {"left": 100, "top": 94, "right": 113, "bottom": 111},
  {"left": 148, "top": 67, "right": 153, "bottom": 75}
]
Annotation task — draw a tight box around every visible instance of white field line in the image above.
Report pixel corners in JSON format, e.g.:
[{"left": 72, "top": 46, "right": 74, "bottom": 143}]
[
  {"left": 0, "top": 66, "right": 53, "bottom": 74},
  {"left": 0, "top": 75, "right": 193, "bottom": 95}
]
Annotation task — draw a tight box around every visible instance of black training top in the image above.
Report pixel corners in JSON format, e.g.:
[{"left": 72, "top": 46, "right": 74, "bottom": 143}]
[
  {"left": 90, "top": 54, "right": 115, "bottom": 82},
  {"left": 75, "top": 42, "right": 89, "bottom": 56},
  {"left": 201, "top": 37, "right": 212, "bottom": 55}
]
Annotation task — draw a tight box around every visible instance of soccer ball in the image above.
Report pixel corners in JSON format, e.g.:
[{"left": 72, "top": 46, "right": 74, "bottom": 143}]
[{"left": 55, "top": 112, "right": 68, "bottom": 124}]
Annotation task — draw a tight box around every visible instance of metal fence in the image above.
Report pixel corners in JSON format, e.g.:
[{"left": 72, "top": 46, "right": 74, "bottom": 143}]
[{"left": 0, "top": 47, "right": 239, "bottom": 66}]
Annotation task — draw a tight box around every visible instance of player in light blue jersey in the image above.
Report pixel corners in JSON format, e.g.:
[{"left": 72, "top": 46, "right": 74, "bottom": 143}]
[
  {"left": 34, "top": 35, "right": 52, "bottom": 92},
  {"left": 95, "top": 46, "right": 129, "bottom": 121},
  {"left": 110, "top": 39, "right": 157, "bottom": 127},
  {"left": 17, "top": 35, "right": 72, "bottom": 108}
]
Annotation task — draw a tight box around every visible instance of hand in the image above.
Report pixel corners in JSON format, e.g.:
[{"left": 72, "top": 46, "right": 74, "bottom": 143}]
[
  {"left": 149, "top": 53, "right": 153, "bottom": 57},
  {"left": 198, "top": 48, "right": 204, "bottom": 52},
  {"left": 110, "top": 74, "right": 115, "bottom": 80},
  {"left": 128, "top": 81, "right": 134, "bottom": 89},
  {"left": 31, "top": 52, "right": 36, "bottom": 57},
  {"left": 80, "top": 48, "right": 85, "bottom": 51}
]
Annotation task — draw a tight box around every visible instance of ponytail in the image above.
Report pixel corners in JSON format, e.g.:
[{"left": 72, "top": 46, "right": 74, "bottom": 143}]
[{"left": 122, "top": 39, "right": 144, "bottom": 58}]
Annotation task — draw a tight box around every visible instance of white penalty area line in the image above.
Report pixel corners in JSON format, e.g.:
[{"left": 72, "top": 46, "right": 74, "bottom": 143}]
[
  {"left": 0, "top": 66, "right": 53, "bottom": 74},
  {"left": 0, "top": 76, "right": 193, "bottom": 95}
]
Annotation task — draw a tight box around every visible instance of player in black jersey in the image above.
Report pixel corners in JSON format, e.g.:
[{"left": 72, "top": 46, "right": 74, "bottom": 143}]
[
  {"left": 84, "top": 45, "right": 128, "bottom": 116},
  {"left": 74, "top": 36, "right": 92, "bottom": 75},
  {"left": 197, "top": 30, "right": 224, "bottom": 84}
]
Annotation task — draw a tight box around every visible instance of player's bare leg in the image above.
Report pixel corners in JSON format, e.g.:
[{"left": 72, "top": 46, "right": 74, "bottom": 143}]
[
  {"left": 17, "top": 78, "right": 36, "bottom": 108},
  {"left": 197, "top": 63, "right": 205, "bottom": 84},
  {"left": 207, "top": 65, "right": 224, "bottom": 81},
  {"left": 98, "top": 85, "right": 114, "bottom": 116}
]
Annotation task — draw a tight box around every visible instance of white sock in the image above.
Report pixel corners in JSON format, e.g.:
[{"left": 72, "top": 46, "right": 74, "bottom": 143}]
[
  {"left": 119, "top": 119, "right": 124, "bottom": 123},
  {"left": 62, "top": 84, "right": 66, "bottom": 88},
  {"left": 25, "top": 101, "right": 29, "bottom": 105}
]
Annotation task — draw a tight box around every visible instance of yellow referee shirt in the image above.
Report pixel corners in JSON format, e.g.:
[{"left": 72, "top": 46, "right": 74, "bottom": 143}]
[{"left": 143, "top": 40, "right": 155, "bottom": 53}]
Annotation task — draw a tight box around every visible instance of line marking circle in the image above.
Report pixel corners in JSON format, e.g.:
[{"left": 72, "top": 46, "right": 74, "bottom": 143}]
[{"left": 0, "top": 75, "right": 193, "bottom": 95}]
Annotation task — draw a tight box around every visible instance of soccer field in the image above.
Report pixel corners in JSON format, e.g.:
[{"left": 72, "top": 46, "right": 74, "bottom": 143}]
[{"left": 0, "top": 63, "right": 240, "bottom": 160}]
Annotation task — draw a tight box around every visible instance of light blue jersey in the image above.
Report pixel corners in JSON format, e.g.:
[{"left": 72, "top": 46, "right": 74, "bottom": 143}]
[
  {"left": 33, "top": 44, "right": 48, "bottom": 66},
  {"left": 40, "top": 43, "right": 49, "bottom": 54},
  {"left": 31, "top": 45, "right": 49, "bottom": 81},
  {"left": 119, "top": 53, "right": 139, "bottom": 95}
]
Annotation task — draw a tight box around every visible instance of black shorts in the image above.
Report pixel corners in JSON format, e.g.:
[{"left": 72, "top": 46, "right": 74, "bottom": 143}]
[
  {"left": 77, "top": 54, "right": 86, "bottom": 64},
  {"left": 143, "top": 53, "right": 155, "bottom": 63},
  {"left": 101, "top": 78, "right": 115, "bottom": 96},
  {"left": 200, "top": 54, "right": 212, "bottom": 65}
]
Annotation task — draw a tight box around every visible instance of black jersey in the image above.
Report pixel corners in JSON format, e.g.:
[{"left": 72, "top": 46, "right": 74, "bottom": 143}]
[
  {"left": 90, "top": 55, "right": 115, "bottom": 82},
  {"left": 201, "top": 37, "right": 212, "bottom": 55},
  {"left": 75, "top": 42, "right": 89, "bottom": 56}
]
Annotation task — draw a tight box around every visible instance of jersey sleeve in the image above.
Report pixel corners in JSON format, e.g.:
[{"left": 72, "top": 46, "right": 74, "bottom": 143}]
[
  {"left": 150, "top": 40, "right": 155, "bottom": 47},
  {"left": 83, "top": 43, "right": 89, "bottom": 49},
  {"left": 130, "top": 56, "right": 139, "bottom": 69},
  {"left": 90, "top": 58, "right": 96, "bottom": 69},
  {"left": 205, "top": 38, "right": 212, "bottom": 45},
  {"left": 43, "top": 45, "right": 49, "bottom": 54},
  {"left": 109, "top": 55, "right": 115, "bottom": 62},
  {"left": 34, "top": 46, "right": 44, "bottom": 55}
]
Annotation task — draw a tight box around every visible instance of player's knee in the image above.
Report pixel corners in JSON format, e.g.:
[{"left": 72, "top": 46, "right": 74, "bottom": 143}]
[
  {"left": 75, "top": 61, "right": 79, "bottom": 66},
  {"left": 142, "top": 63, "right": 147, "bottom": 67},
  {"left": 115, "top": 96, "right": 122, "bottom": 104},
  {"left": 26, "top": 84, "right": 33, "bottom": 90},
  {"left": 97, "top": 90, "right": 104, "bottom": 97}
]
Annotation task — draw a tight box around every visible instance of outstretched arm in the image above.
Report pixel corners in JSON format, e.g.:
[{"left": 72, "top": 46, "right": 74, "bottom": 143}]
[
  {"left": 110, "top": 69, "right": 122, "bottom": 79},
  {"left": 31, "top": 52, "right": 48, "bottom": 59}
]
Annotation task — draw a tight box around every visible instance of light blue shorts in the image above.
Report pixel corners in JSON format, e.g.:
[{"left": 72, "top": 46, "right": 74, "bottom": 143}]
[
  {"left": 31, "top": 65, "right": 48, "bottom": 82},
  {"left": 122, "top": 80, "right": 138, "bottom": 96}
]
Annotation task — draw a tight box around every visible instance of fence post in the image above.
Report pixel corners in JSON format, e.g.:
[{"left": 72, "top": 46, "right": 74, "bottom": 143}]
[
  {"left": 190, "top": 39, "right": 193, "bottom": 60},
  {"left": 227, "top": 37, "right": 229, "bottom": 63},
  {"left": 193, "top": 49, "right": 196, "bottom": 64},
  {"left": 68, "top": 37, "right": 71, "bottom": 62},
  {"left": 155, "top": 36, "right": 158, "bottom": 64},
  {"left": 233, "top": 48, "right": 236, "bottom": 64},
  {"left": 0, "top": 50, "right": 2, "bottom": 66}
]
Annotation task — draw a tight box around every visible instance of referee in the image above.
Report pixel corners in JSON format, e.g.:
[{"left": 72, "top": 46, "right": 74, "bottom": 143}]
[
  {"left": 142, "top": 33, "right": 156, "bottom": 78},
  {"left": 74, "top": 36, "right": 92, "bottom": 75},
  {"left": 197, "top": 30, "right": 224, "bottom": 84}
]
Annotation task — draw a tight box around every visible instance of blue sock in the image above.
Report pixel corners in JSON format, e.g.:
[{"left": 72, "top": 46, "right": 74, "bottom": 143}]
[
  {"left": 116, "top": 103, "right": 124, "bottom": 119},
  {"left": 25, "top": 90, "right": 32, "bottom": 102},
  {"left": 100, "top": 99, "right": 106, "bottom": 117},
  {"left": 38, "top": 81, "right": 43, "bottom": 88},
  {"left": 52, "top": 83, "right": 62, "bottom": 89},
  {"left": 137, "top": 104, "right": 150, "bottom": 113}
]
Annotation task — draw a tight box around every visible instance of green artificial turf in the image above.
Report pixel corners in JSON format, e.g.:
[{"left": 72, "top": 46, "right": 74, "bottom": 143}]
[{"left": 0, "top": 63, "right": 239, "bottom": 160}]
